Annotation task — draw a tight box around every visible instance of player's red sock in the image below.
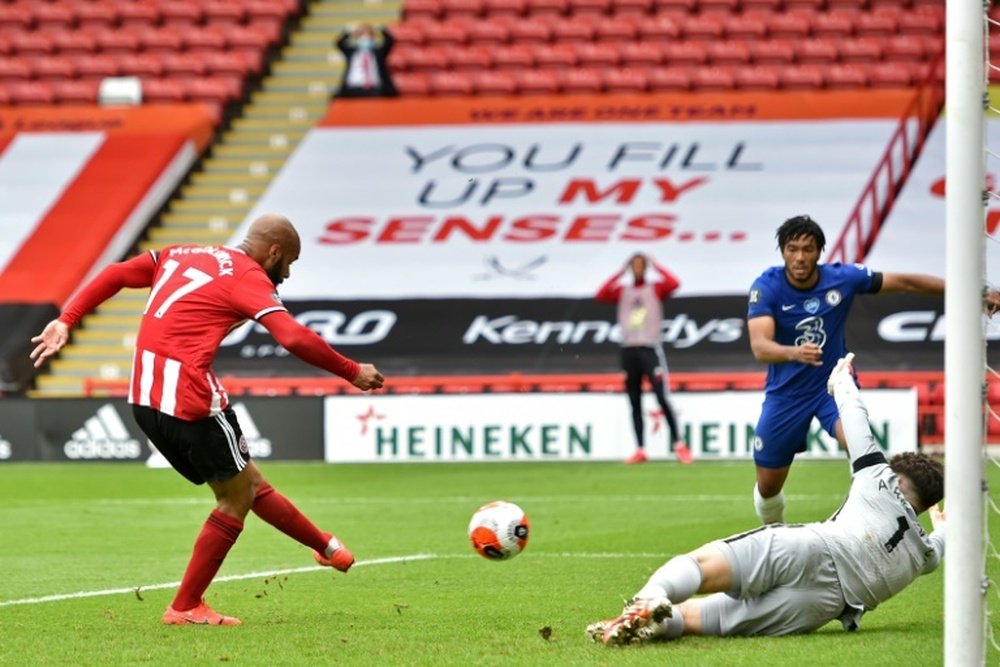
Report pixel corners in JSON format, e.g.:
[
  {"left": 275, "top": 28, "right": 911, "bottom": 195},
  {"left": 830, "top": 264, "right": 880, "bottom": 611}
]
[
  {"left": 172, "top": 509, "right": 244, "bottom": 611},
  {"left": 252, "top": 483, "right": 329, "bottom": 554}
]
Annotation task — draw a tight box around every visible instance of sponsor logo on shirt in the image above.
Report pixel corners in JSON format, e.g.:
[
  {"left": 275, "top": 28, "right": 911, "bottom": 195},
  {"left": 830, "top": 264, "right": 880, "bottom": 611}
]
[{"left": 804, "top": 297, "right": 821, "bottom": 314}]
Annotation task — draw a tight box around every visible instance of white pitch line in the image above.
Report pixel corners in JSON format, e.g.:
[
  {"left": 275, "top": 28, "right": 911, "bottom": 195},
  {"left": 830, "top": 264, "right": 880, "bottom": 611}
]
[{"left": 0, "top": 552, "right": 665, "bottom": 609}]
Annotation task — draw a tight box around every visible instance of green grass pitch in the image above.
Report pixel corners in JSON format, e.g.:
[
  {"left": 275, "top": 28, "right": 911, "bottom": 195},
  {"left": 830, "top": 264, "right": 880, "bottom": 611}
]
[{"left": 1, "top": 459, "right": 997, "bottom": 666}]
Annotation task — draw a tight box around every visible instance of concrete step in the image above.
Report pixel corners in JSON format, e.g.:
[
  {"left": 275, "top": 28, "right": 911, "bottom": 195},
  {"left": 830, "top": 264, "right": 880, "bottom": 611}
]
[
  {"left": 220, "top": 127, "right": 308, "bottom": 145},
  {"left": 147, "top": 227, "right": 235, "bottom": 243},
  {"left": 231, "top": 117, "right": 317, "bottom": 132},
  {"left": 49, "top": 358, "right": 131, "bottom": 377},
  {"left": 74, "top": 329, "right": 138, "bottom": 345},
  {"left": 180, "top": 182, "right": 268, "bottom": 198},
  {"left": 241, "top": 104, "right": 327, "bottom": 121},
  {"left": 161, "top": 212, "right": 247, "bottom": 227},
  {"left": 169, "top": 198, "right": 254, "bottom": 214},
  {"left": 31, "top": 376, "right": 88, "bottom": 396},
  {"left": 200, "top": 156, "right": 289, "bottom": 173},
  {"left": 81, "top": 314, "right": 142, "bottom": 329},
  {"left": 59, "top": 345, "right": 133, "bottom": 361}
]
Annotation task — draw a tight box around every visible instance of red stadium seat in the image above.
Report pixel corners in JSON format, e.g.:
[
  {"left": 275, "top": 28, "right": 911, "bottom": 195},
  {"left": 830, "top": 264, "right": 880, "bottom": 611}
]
[
  {"left": 533, "top": 43, "right": 578, "bottom": 68},
  {"left": 391, "top": 22, "right": 426, "bottom": 47},
  {"left": 0, "top": 4, "right": 33, "bottom": 31},
  {"left": 0, "top": 57, "right": 32, "bottom": 82},
  {"left": 741, "top": 0, "right": 783, "bottom": 12},
  {"left": 778, "top": 63, "right": 824, "bottom": 89},
  {"left": 204, "top": 1, "right": 248, "bottom": 25},
  {"left": 646, "top": 66, "right": 692, "bottom": 91},
  {"left": 617, "top": 41, "right": 663, "bottom": 67},
  {"left": 51, "top": 28, "right": 98, "bottom": 54},
  {"left": 825, "top": 63, "right": 868, "bottom": 88},
  {"left": 405, "top": 0, "right": 444, "bottom": 21},
  {"left": 725, "top": 14, "right": 767, "bottom": 40},
  {"left": 692, "top": 66, "right": 736, "bottom": 90},
  {"left": 636, "top": 15, "right": 680, "bottom": 40},
  {"left": 0, "top": 84, "right": 11, "bottom": 106},
  {"left": 653, "top": 0, "right": 697, "bottom": 14},
  {"left": 884, "top": 34, "right": 925, "bottom": 61},
  {"left": 160, "top": 2, "right": 204, "bottom": 27},
  {"left": 484, "top": 0, "right": 528, "bottom": 15},
  {"left": 423, "top": 20, "right": 470, "bottom": 45},
  {"left": 526, "top": 0, "right": 570, "bottom": 15},
  {"left": 32, "top": 55, "right": 76, "bottom": 80},
  {"left": 0, "top": 34, "right": 10, "bottom": 58},
  {"left": 9, "top": 80, "right": 56, "bottom": 105},
  {"left": 797, "top": 38, "right": 838, "bottom": 64},
  {"left": 839, "top": 36, "right": 883, "bottom": 62},
  {"left": 493, "top": 44, "right": 535, "bottom": 68},
  {"left": 448, "top": 44, "right": 494, "bottom": 70},
  {"left": 575, "top": 42, "right": 619, "bottom": 67},
  {"left": 9, "top": 31, "right": 56, "bottom": 56},
  {"left": 53, "top": 79, "right": 100, "bottom": 104},
  {"left": 116, "top": 52, "right": 165, "bottom": 77},
  {"left": 550, "top": 17, "right": 596, "bottom": 41},
  {"left": 141, "top": 77, "right": 187, "bottom": 102},
  {"left": 682, "top": 14, "right": 725, "bottom": 40},
  {"left": 662, "top": 40, "right": 708, "bottom": 66},
  {"left": 897, "top": 10, "right": 940, "bottom": 35},
  {"left": 466, "top": 18, "right": 511, "bottom": 44},
  {"left": 595, "top": 16, "right": 638, "bottom": 41},
  {"left": 559, "top": 67, "right": 604, "bottom": 92},
  {"left": 571, "top": 0, "right": 613, "bottom": 15},
  {"left": 161, "top": 53, "right": 209, "bottom": 77},
  {"left": 921, "top": 33, "right": 944, "bottom": 59},
  {"left": 118, "top": 2, "right": 161, "bottom": 27},
  {"left": 699, "top": 0, "right": 741, "bottom": 14},
  {"left": 827, "top": 0, "right": 869, "bottom": 11},
  {"left": 393, "top": 71, "right": 431, "bottom": 95},
  {"left": 749, "top": 38, "right": 796, "bottom": 64},
  {"left": 224, "top": 23, "right": 281, "bottom": 52},
  {"left": 406, "top": 46, "right": 451, "bottom": 72},
  {"left": 139, "top": 26, "right": 184, "bottom": 53},
  {"left": 246, "top": 0, "right": 296, "bottom": 23},
  {"left": 94, "top": 27, "right": 142, "bottom": 54},
  {"left": 74, "top": 53, "right": 119, "bottom": 80},
  {"left": 867, "top": 61, "right": 911, "bottom": 86},
  {"left": 75, "top": 2, "right": 118, "bottom": 28},
  {"left": 516, "top": 69, "right": 560, "bottom": 93},
  {"left": 784, "top": 0, "right": 826, "bottom": 10},
  {"left": 854, "top": 11, "right": 897, "bottom": 37},
  {"left": 767, "top": 12, "right": 811, "bottom": 38},
  {"left": 186, "top": 76, "right": 243, "bottom": 104},
  {"left": 603, "top": 67, "right": 648, "bottom": 92},
  {"left": 611, "top": 0, "right": 653, "bottom": 15},
  {"left": 185, "top": 26, "right": 229, "bottom": 53},
  {"left": 473, "top": 69, "right": 519, "bottom": 94},
  {"left": 508, "top": 19, "right": 553, "bottom": 43},
  {"left": 707, "top": 40, "right": 751, "bottom": 66},
  {"left": 429, "top": 70, "right": 475, "bottom": 95},
  {"left": 735, "top": 64, "right": 780, "bottom": 89},
  {"left": 811, "top": 11, "right": 854, "bottom": 38},
  {"left": 35, "top": 3, "right": 76, "bottom": 30}
]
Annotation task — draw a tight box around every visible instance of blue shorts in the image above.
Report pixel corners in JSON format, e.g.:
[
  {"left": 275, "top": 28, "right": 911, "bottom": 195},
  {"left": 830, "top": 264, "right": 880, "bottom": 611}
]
[{"left": 752, "top": 391, "right": 840, "bottom": 468}]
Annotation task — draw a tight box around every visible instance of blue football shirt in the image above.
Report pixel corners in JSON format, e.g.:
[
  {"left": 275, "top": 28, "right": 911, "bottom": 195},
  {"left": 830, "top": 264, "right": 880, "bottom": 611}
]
[{"left": 747, "top": 263, "right": 879, "bottom": 396}]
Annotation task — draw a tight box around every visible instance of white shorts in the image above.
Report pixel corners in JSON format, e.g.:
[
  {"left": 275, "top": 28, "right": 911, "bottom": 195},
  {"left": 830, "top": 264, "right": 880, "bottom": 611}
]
[{"left": 700, "top": 524, "right": 847, "bottom": 636}]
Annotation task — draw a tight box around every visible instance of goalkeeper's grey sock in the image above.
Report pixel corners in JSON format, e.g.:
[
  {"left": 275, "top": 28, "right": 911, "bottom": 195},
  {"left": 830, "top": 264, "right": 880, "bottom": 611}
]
[{"left": 635, "top": 554, "right": 702, "bottom": 603}]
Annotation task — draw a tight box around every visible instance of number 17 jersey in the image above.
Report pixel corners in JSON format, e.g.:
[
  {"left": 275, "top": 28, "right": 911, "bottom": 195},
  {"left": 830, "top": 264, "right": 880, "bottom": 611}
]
[{"left": 129, "top": 245, "right": 287, "bottom": 421}]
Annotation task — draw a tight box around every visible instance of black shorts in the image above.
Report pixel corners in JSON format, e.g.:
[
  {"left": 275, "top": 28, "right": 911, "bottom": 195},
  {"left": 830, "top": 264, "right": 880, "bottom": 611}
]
[
  {"left": 620, "top": 346, "right": 663, "bottom": 382},
  {"left": 132, "top": 404, "right": 250, "bottom": 485}
]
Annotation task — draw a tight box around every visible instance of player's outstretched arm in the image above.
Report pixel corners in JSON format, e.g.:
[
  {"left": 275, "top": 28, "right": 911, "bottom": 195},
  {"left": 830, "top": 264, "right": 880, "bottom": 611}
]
[
  {"left": 882, "top": 272, "right": 1000, "bottom": 317},
  {"left": 29, "top": 253, "right": 157, "bottom": 368},
  {"left": 262, "top": 311, "right": 384, "bottom": 391}
]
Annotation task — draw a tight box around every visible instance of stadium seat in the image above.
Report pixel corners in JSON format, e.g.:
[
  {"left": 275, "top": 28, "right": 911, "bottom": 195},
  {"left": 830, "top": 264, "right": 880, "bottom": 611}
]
[
  {"left": 617, "top": 41, "right": 663, "bottom": 67},
  {"left": 35, "top": 3, "right": 76, "bottom": 30},
  {"left": 118, "top": 2, "right": 161, "bottom": 27},
  {"left": 448, "top": 44, "right": 494, "bottom": 70},
  {"left": 767, "top": 13, "right": 811, "bottom": 38},
  {"left": 725, "top": 14, "right": 767, "bottom": 40},
  {"left": 393, "top": 71, "right": 431, "bottom": 95},
  {"left": 897, "top": 10, "right": 940, "bottom": 35},
  {"left": 484, "top": 0, "right": 528, "bottom": 16},
  {"left": 662, "top": 40, "right": 708, "bottom": 66},
  {"left": 405, "top": 0, "right": 444, "bottom": 20},
  {"left": 533, "top": 43, "right": 578, "bottom": 68},
  {"left": 551, "top": 17, "right": 597, "bottom": 41},
  {"left": 854, "top": 11, "right": 897, "bottom": 37},
  {"left": 0, "top": 57, "right": 32, "bottom": 82},
  {"left": 9, "top": 80, "right": 56, "bottom": 105},
  {"left": 707, "top": 40, "right": 751, "bottom": 66},
  {"left": 117, "top": 52, "right": 165, "bottom": 77},
  {"left": 700, "top": 0, "right": 741, "bottom": 14},
  {"left": 0, "top": 34, "right": 10, "bottom": 58},
  {"left": 734, "top": 64, "right": 781, "bottom": 89},
  {"left": 778, "top": 63, "right": 824, "bottom": 88},
  {"left": 646, "top": 66, "right": 692, "bottom": 91},
  {"left": 811, "top": 11, "right": 854, "bottom": 38},
  {"left": 516, "top": 69, "right": 560, "bottom": 93},
  {"left": 422, "top": 20, "right": 470, "bottom": 45},
  {"left": 508, "top": 19, "right": 553, "bottom": 43},
  {"left": 493, "top": 44, "right": 535, "bottom": 68},
  {"left": 825, "top": 63, "right": 868, "bottom": 88},
  {"left": 594, "top": 16, "right": 638, "bottom": 42},
  {"left": 867, "top": 61, "right": 911, "bottom": 86},
  {"left": 783, "top": 0, "right": 825, "bottom": 11},
  {"left": 636, "top": 15, "right": 680, "bottom": 39},
  {"left": 391, "top": 22, "right": 426, "bottom": 47},
  {"left": 654, "top": 0, "right": 697, "bottom": 14},
  {"left": 465, "top": 17, "right": 511, "bottom": 43},
  {"left": 160, "top": 2, "right": 205, "bottom": 26},
  {"left": 741, "top": 0, "right": 783, "bottom": 12},
  {"left": 526, "top": 0, "right": 570, "bottom": 15},
  {"left": 75, "top": 2, "right": 118, "bottom": 28},
  {"left": 442, "top": 0, "right": 484, "bottom": 17},
  {"left": 74, "top": 53, "right": 119, "bottom": 80},
  {"left": 0, "top": 4, "right": 33, "bottom": 31},
  {"left": 827, "top": 0, "right": 869, "bottom": 11},
  {"left": 603, "top": 67, "right": 648, "bottom": 92},
  {"left": 141, "top": 77, "right": 187, "bottom": 102},
  {"left": 94, "top": 27, "right": 142, "bottom": 54},
  {"left": 9, "top": 31, "right": 56, "bottom": 56},
  {"left": 749, "top": 38, "right": 796, "bottom": 64},
  {"left": 406, "top": 46, "right": 451, "bottom": 72},
  {"left": 186, "top": 76, "right": 244, "bottom": 103},
  {"left": 205, "top": 1, "right": 248, "bottom": 24},
  {"left": 558, "top": 67, "right": 604, "bottom": 92},
  {"left": 51, "top": 28, "right": 98, "bottom": 54},
  {"left": 429, "top": 70, "right": 475, "bottom": 95},
  {"left": 139, "top": 27, "right": 184, "bottom": 53},
  {"left": 32, "top": 55, "right": 76, "bottom": 81},
  {"left": 472, "top": 69, "right": 519, "bottom": 94},
  {"left": 839, "top": 36, "right": 883, "bottom": 62},
  {"left": 53, "top": 79, "right": 100, "bottom": 104},
  {"left": 797, "top": 38, "right": 838, "bottom": 64},
  {"left": 692, "top": 66, "right": 736, "bottom": 90},
  {"left": 246, "top": 0, "right": 297, "bottom": 23},
  {"left": 575, "top": 42, "right": 620, "bottom": 67},
  {"left": 204, "top": 51, "right": 261, "bottom": 77},
  {"left": 162, "top": 53, "right": 210, "bottom": 77},
  {"left": 185, "top": 26, "right": 229, "bottom": 53},
  {"left": 571, "top": 0, "right": 614, "bottom": 15},
  {"left": 681, "top": 14, "right": 725, "bottom": 40},
  {"left": 884, "top": 34, "right": 925, "bottom": 61},
  {"left": 611, "top": 0, "right": 654, "bottom": 15},
  {"left": 224, "top": 23, "right": 281, "bottom": 52}
]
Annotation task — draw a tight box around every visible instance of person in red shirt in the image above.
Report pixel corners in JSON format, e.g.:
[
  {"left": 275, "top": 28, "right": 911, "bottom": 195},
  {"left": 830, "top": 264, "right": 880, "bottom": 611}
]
[
  {"left": 596, "top": 254, "right": 692, "bottom": 465},
  {"left": 30, "top": 214, "right": 384, "bottom": 626}
]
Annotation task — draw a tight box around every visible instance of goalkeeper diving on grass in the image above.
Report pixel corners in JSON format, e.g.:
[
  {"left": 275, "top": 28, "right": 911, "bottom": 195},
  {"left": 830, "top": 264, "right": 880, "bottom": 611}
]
[{"left": 587, "top": 353, "right": 946, "bottom": 646}]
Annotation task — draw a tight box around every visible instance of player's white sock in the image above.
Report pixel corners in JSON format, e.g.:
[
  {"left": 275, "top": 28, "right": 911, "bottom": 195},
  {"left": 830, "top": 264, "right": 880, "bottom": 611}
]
[
  {"left": 753, "top": 483, "right": 785, "bottom": 524},
  {"left": 635, "top": 555, "right": 702, "bottom": 603}
]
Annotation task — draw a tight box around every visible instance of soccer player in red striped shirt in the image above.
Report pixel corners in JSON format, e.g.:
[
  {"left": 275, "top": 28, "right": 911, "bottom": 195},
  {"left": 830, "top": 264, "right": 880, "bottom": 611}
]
[{"left": 30, "top": 214, "right": 384, "bottom": 626}]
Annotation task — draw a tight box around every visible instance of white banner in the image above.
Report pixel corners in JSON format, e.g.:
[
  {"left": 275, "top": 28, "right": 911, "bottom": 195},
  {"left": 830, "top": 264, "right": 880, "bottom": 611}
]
[
  {"left": 233, "top": 120, "right": 898, "bottom": 299},
  {"left": 323, "top": 389, "right": 916, "bottom": 463}
]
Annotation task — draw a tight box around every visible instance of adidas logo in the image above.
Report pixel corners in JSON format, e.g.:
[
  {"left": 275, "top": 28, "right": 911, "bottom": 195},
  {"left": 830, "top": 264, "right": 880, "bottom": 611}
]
[
  {"left": 232, "top": 403, "right": 272, "bottom": 458},
  {"left": 64, "top": 404, "right": 141, "bottom": 460}
]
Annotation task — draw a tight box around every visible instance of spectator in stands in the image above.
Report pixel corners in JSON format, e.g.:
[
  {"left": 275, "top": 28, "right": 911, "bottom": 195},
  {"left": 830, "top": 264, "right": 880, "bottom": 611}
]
[
  {"left": 334, "top": 23, "right": 398, "bottom": 98},
  {"left": 746, "top": 214, "right": 1000, "bottom": 525},
  {"left": 29, "top": 214, "right": 384, "bottom": 626},
  {"left": 596, "top": 254, "right": 692, "bottom": 465},
  {"left": 587, "top": 353, "right": 946, "bottom": 646}
]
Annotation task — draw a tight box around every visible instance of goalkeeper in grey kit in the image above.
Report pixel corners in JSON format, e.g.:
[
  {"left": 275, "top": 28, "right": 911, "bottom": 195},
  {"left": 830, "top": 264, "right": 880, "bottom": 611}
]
[{"left": 588, "top": 353, "right": 945, "bottom": 645}]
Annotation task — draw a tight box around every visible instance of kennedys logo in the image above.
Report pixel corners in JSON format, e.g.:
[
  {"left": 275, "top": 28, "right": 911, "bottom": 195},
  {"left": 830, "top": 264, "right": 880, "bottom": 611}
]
[
  {"left": 463, "top": 314, "right": 743, "bottom": 348},
  {"left": 65, "top": 404, "right": 141, "bottom": 460},
  {"left": 879, "top": 311, "right": 1000, "bottom": 342},
  {"left": 232, "top": 403, "right": 272, "bottom": 458},
  {"left": 222, "top": 310, "right": 396, "bottom": 348}
]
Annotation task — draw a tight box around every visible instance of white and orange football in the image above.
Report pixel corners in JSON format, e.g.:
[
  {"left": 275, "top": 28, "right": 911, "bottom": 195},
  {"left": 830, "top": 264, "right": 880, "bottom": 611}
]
[{"left": 468, "top": 501, "right": 530, "bottom": 561}]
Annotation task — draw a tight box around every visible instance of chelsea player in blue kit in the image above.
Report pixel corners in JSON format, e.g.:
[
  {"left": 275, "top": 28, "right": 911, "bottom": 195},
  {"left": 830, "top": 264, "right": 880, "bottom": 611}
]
[{"left": 745, "top": 215, "right": 998, "bottom": 524}]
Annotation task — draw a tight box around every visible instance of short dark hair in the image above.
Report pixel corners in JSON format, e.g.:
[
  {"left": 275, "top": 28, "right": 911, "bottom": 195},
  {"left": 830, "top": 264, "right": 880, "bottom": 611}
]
[
  {"left": 776, "top": 215, "right": 826, "bottom": 252},
  {"left": 890, "top": 452, "right": 944, "bottom": 511}
]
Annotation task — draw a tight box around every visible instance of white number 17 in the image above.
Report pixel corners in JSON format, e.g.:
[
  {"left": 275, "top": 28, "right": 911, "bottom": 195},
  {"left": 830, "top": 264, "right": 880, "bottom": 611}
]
[{"left": 143, "top": 258, "right": 213, "bottom": 318}]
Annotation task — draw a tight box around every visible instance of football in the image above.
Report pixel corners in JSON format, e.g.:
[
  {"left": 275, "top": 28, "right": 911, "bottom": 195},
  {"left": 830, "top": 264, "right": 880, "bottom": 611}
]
[{"left": 467, "top": 500, "right": 530, "bottom": 561}]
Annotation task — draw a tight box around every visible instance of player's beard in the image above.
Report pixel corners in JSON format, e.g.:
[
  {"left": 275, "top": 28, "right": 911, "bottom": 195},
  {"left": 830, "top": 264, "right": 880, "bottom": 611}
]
[{"left": 266, "top": 258, "right": 284, "bottom": 286}]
